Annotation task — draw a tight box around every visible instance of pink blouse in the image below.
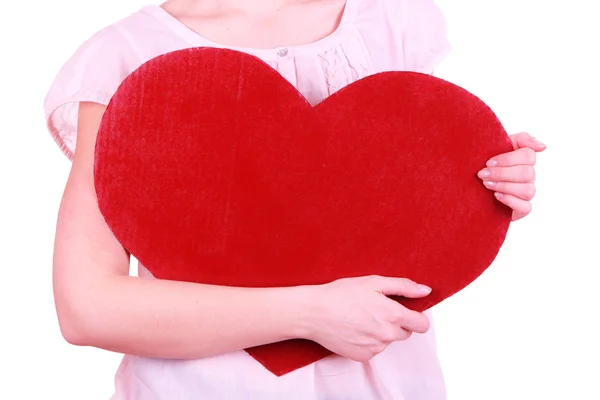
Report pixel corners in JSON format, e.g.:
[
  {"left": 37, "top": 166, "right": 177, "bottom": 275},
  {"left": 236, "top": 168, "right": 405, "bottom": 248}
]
[{"left": 44, "top": 1, "right": 451, "bottom": 398}]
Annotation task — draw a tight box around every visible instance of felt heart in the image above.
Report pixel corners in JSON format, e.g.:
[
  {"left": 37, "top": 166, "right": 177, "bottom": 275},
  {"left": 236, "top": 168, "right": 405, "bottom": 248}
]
[{"left": 94, "top": 47, "right": 512, "bottom": 376}]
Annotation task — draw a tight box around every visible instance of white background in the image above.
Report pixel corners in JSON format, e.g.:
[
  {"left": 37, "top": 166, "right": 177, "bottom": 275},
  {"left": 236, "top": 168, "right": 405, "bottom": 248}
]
[{"left": 1, "top": 0, "right": 598, "bottom": 399}]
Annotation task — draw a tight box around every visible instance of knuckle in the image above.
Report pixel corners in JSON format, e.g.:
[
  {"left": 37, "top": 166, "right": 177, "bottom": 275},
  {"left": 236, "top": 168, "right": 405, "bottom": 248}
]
[
  {"left": 516, "top": 202, "right": 533, "bottom": 216},
  {"left": 343, "top": 275, "right": 376, "bottom": 286},
  {"left": 389, "top": 309, "right": 406, "bottom": 325},
  {"left": 524, "top": 183, "right": 536, "bottom": 200},
  {"left": 400, "top": 330, "right": 413, "bottom": 341},
  {"left": 331, "top": 277, "right": 350, "bottom": 287},
  {"left": 491, "top": 168, "right": 504, "bottom": 181},
  {"left": 378, "top": 329, "right": 397, "bottom": 343},
  {"left": 396, "top": 277, "right": 416, "bottom": 290},
  {"left": 522, "top": 166, "right": 536, "bottom": 182},
  {"left": 523, "top": 147, "right": 536, "bottom": 164}
]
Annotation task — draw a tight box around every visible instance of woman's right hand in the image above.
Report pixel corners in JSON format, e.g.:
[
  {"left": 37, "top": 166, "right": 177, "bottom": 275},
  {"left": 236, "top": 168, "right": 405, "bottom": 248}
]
[{"left": 302, "top": 275, "right": 432, "bottom": 362}]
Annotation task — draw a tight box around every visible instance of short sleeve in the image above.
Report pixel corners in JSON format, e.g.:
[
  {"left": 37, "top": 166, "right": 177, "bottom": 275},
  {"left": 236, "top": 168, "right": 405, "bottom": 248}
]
[
  {"left": 397, "top": 0, "right": 451, "bottom": 73},
  {"left": 43, "top": 26, "right": 141, "bottom": 160}
]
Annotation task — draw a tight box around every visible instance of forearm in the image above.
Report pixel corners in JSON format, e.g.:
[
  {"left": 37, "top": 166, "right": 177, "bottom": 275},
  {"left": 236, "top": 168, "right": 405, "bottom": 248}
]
[
  {"left": 57, "top": 104, "right": 317, "bottom": 359},
  {"left": 62, "top": 275, "right": 315, "bottom": 359}
]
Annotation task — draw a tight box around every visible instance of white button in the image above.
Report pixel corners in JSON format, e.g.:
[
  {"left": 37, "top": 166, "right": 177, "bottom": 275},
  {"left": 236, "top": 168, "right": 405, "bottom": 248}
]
[{"left": 277, "top": 48, "right": 289, "bottom": 57}]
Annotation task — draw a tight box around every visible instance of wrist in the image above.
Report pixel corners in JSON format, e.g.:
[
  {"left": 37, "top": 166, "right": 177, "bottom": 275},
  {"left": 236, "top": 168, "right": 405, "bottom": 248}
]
[{"left": 275, "top": 285, "right": 323, "bottom": 341}]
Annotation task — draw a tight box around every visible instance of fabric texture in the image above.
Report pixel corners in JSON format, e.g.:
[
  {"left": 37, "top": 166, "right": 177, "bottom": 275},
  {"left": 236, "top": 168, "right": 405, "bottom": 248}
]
[{"left": 44, "top": 0, "right": 454, "bottom": 398}]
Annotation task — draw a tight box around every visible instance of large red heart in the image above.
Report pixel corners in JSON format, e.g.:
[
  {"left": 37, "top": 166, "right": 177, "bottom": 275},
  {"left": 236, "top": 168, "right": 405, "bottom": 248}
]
[{"left": 94, "top": 47, "right": 512, "bottom": 376}]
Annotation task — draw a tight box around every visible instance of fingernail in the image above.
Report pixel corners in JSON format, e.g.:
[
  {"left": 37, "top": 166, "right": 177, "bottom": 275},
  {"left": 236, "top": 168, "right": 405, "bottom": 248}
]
[
  {"left": 478, "top": 169, "right": 490, "bottom": 179},
  {"left": 418, "top": 284, "right": 432, "bottom": 293},
  {"left": 494, "top": 192, "right": 504, "bottom": 199},
  {"left": 535, "top": 140, "right": 546, "bottom": 148},
  {"left": 483, "top": 181, "right": 495, "bottom": 188},
  {"left": 486, "top": 159, "right": 498, "bottom": 167}
]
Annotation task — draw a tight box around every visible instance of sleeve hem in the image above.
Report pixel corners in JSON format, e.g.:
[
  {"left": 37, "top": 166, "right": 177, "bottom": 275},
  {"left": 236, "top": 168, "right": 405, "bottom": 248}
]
[{"left": 44, "top": 90, "right": 113, "bottom": 161}]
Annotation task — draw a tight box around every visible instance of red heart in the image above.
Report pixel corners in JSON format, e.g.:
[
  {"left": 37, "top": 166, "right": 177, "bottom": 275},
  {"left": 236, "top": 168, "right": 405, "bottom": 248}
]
[{"left": 94, "top": 47, "right": 512, "bottom": 376}]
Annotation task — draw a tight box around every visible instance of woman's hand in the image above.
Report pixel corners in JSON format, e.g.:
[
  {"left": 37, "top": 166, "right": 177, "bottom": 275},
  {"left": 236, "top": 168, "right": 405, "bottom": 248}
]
[
  {"left": 302, "top": 275, "right": 431, "bottom": 362},
  {"left": 478, "top": 132, "right": 546, "bottom": 221}
]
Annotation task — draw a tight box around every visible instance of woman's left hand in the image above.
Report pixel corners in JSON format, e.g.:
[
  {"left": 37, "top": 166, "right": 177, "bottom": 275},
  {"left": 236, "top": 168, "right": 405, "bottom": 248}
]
[{"left": 478, "top": 132, "right": 547, "bottom": 221}]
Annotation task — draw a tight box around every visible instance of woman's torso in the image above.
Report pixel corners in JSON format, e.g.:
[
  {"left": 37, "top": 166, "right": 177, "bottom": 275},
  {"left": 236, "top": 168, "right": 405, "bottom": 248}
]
[{"left": 45, "top": 1, "right": 451, "bottom": 398}]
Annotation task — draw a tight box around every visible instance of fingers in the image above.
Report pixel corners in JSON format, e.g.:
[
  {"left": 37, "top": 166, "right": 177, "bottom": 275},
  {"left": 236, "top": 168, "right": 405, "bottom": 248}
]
[
  {"left": 393, "top": 307, "right": 431, "bottom": 334},
  {"left": 487, "top": 147, "right": 536, "bottom": 167},
  {"left": 482, "top": 181, "right": 536, "bottom": 201},
  {"left": 367, "top": 276, "right": 432, "bottom": 333},
  {"left": 509, "top": 132, "right": 547, "bottom": 152},
  {"left": 478, "top": 165, "right": 535, "bottom": 183},
  {"left": 375, "top": 277, "right": 432, "bottom": 298},
  {"left": 481, "top": 133, "right": 544, "bottom": 219},
  {"left": 379, "top": 304, "right": 430, "bottom": 344},
  {"left": 378, "top": 326, "right": 414, "bottom": 344},
  {"left": 493, "top": 192, "right": 532, "bottom": 220}
]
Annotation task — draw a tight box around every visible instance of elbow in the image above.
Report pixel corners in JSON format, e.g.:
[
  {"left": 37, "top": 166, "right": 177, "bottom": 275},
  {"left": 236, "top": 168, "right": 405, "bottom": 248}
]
[
  {"left": 54, "top": 276, "right": 121, "bottom": 349},
  {"left": 57, "top": 314, "right": 88, "bottom": 346},
  {"left": 56, "top": 301, "right": 93, "bottom": 346},
  {"left": 54, "top": 284, "right": 100, "bottom": 347},
  {"left": 60, "top": 323, "right": 86, "bottom": 346}
]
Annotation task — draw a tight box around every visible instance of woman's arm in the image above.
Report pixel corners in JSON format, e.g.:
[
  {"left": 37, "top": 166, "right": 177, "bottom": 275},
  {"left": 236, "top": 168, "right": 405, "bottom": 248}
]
[
  {"left": 54, "top": 102, "right": 313, "bottom": 359},
  {"left": 53, "top": 102, "right": 431, "bottom": 361}
]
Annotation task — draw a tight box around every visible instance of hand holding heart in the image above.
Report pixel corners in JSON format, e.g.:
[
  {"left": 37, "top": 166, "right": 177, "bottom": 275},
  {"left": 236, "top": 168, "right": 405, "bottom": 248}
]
[
  {"left": 481, "top": 132, "right": 546, "bottom": 221},
  {"left": 303, "top": 131, "right": 549, "bottom": 361},
  {"left": 94, "top": 47, "right": 523, "bottom": 375},
  {"left": 302, "top": 276, "right": 433, "bottom": 362}
]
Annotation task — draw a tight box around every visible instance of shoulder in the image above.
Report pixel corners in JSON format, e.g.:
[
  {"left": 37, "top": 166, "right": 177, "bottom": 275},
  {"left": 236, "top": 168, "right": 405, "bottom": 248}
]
[
  {"left": 354, "top": 0, "right": 451, "bottom": 73},
  {"left": 45, "top": 6, "right": 183, "bottom": 107},
  {"left": 43, "top": 6, "right": 190, "bottom": 159}
]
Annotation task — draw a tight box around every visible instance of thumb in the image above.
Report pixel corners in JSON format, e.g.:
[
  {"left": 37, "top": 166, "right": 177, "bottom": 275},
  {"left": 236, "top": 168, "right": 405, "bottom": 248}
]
[
  {"left": 376, "top": 277, "right": 432, "bottom": 298},
  {"left": 510, "top": 132, "right": 547, "bottom": 152}
]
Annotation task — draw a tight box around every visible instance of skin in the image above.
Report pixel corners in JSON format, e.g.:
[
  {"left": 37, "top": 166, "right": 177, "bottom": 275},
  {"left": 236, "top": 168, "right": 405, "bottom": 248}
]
[
  {"left": 56, "top": 101, "right": 431, "bottom": 363},
  {"left": 479, "top": 133, "right": 546, "bottom": 221},
  {"left": 52, "top": 0, "right": 545, "bottom": 364},
  {"left": 161, "top": 0, "right": 348, "bottom": 48}
]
